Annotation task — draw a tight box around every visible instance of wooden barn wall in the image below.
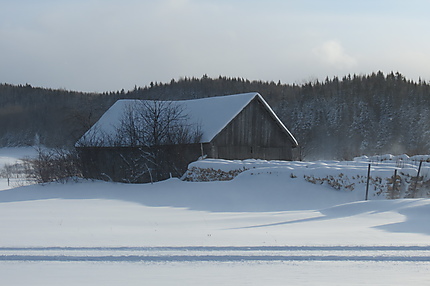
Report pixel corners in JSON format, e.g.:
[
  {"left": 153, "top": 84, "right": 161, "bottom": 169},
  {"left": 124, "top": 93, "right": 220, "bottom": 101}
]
[
  {"left": 210, "top": 98, "right": 293, "bottom": 160},
  {"left": 77, "top": 144, "right": 209, "bottom": 183}
]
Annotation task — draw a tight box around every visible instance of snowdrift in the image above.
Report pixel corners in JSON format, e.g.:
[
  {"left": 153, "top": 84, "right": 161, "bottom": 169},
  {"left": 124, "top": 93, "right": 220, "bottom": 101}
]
[
  {"left": 2, "top": 149, "right": 430, "bottom": 285},
  {"left": 185, "top": 156, "right": 430, "bottom": 199}
]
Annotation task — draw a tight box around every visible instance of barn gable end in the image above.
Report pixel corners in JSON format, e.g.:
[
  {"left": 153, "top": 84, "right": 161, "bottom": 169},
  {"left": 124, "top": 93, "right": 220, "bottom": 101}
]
[{"left": 211, "top": 95, "right": 295, "bottom": 160}]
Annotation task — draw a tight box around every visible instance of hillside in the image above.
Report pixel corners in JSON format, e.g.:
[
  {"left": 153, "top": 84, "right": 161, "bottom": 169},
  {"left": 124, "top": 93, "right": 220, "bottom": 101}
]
[
  {"left": 1, "top": 148, "right": 430, "bottom": 285},
  {"left": 1, "top": 71, "right": 430, "bottom": 159}
]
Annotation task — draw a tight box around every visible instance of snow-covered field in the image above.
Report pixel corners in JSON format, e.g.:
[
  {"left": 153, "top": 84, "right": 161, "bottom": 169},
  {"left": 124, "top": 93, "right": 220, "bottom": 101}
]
[
  {"left": 0, "top": 147, "right": 37, "bottom": 190},
  {"left": 1, "top": 148, "right": 430, "bottom": 285}
]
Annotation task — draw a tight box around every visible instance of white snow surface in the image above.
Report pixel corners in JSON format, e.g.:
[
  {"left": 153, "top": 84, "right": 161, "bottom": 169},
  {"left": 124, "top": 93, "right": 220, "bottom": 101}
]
[
  {"left": 76, "top": 92, "right": 298, "bottom": 147},
  {"left": 2, "top": 148, "right": 430, "bottom": 285},
  {"left": 0, "top": 147, "right": 37, "bottom": 190}
]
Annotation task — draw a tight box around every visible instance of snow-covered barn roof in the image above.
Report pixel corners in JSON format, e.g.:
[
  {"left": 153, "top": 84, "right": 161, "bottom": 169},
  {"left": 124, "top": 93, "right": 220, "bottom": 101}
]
[{"left": 76, "top": 92, "right": 298, "bottom": 147}]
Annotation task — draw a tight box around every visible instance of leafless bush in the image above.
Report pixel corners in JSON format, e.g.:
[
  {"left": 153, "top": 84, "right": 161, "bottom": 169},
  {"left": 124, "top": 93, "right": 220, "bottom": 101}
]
[
  {"left": 78, "top": 100, "right": 203, "bottom": 183},
  {"left": 24, "top": 148, "right": 83, "bottom": 183}
]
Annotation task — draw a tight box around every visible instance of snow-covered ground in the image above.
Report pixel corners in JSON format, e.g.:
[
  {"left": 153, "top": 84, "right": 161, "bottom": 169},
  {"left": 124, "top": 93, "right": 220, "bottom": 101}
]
[
  {"left": 0, "top": 147, "right": 37, "bottom": 190},
  {"left": 1, "top": 148, "right": 430, "bottom": 285}
]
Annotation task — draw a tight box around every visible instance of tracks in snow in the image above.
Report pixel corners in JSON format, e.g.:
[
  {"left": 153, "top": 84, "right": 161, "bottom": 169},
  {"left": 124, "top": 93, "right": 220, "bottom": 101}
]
[{"left": 1, "top": 246, "right": 430, "bottom": 262}]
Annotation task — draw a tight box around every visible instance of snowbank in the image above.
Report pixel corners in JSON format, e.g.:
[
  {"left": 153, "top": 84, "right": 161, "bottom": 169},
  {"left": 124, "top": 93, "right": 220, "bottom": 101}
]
[
  {"left": 2, "top": 148, "right": 430, "bottom": 285},
  {"left": 185, "top": 157, "right": 430, "bottom": 199},
  {"left": 354, "top": 153, "right": 430, "bottom": 163}
]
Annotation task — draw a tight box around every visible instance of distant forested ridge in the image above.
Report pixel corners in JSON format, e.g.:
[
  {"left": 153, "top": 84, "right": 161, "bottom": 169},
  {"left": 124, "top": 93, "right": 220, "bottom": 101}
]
[
  {"left": 1, "top": 71, "right": 430, "bottom": 160},
  {"left": 0, "top": 84, "right": 116, "bottom": 147}
]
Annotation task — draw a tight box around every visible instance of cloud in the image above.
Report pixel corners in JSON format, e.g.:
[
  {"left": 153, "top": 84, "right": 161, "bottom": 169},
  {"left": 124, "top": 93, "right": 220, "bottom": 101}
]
[{"left": 313, "top": 40, "right": 357, "bottom": 69}]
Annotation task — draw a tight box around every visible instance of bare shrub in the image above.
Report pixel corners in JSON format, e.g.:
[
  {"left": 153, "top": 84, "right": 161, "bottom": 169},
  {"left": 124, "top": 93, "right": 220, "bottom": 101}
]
[
  {"left": 24, "top": 148, "right": 82, "bottom": 183},
  {"left": 78, "top": 100, "right": 203, "bottom": 183}
]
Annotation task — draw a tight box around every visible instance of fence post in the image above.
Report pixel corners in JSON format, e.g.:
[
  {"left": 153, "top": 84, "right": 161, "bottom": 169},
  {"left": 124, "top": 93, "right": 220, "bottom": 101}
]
[
  {"left": 392, "top": 169, "right": 398, "bottom": 199},
  {"left": 412, "top": 160, "right": 423, "bottom": 198},
  {"left": 365, "top": 164, "right": 371, "bottom": 201}
]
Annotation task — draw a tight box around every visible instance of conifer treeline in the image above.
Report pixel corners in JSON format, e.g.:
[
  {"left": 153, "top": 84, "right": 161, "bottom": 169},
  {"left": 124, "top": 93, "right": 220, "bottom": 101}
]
[
  {"left": 0, "top": 83, "right": 116, "bottom": 147},
  {"left": 1, "top": 71, "right": 429, "bottom": 159},
  {"left": 279, "top": 71, "right": 430, "bottom": 159}
]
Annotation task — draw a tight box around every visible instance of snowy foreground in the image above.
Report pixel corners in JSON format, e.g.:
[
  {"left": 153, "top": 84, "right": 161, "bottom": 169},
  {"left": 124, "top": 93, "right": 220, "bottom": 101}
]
[{"left": 1, "top": 148, "right": 430, "bottom": 285}]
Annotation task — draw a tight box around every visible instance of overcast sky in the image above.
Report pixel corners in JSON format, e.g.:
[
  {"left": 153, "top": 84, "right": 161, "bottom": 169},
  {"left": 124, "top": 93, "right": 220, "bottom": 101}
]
[{"left": 1, "top": 0, "right": 430, "bottom": 92}]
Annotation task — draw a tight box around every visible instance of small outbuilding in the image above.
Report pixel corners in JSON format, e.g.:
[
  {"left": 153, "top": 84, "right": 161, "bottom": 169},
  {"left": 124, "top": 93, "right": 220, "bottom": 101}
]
[{"left": 76, "top": 92, "right": 298, "bottom": 183}]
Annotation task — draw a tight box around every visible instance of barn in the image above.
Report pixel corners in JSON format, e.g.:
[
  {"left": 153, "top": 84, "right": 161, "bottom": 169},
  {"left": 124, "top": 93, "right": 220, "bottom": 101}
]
[{"left": 76, "top": 92, "right": 298, "bottom": 183}]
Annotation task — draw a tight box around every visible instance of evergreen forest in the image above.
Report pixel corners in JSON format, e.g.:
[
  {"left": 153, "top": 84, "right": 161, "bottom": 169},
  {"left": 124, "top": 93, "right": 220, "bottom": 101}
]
[{"left": 1, "top": 71, "right": 430, "bottom": 160}]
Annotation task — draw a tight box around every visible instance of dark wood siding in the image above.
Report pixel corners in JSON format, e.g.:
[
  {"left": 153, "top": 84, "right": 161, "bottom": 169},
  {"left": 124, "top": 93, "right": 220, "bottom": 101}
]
[
  {"left": 77, "top": 143, "right": 211, "bottom": 183},
  {"left": 211, "top": 97, "right": 293, "bottom": 160}
]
